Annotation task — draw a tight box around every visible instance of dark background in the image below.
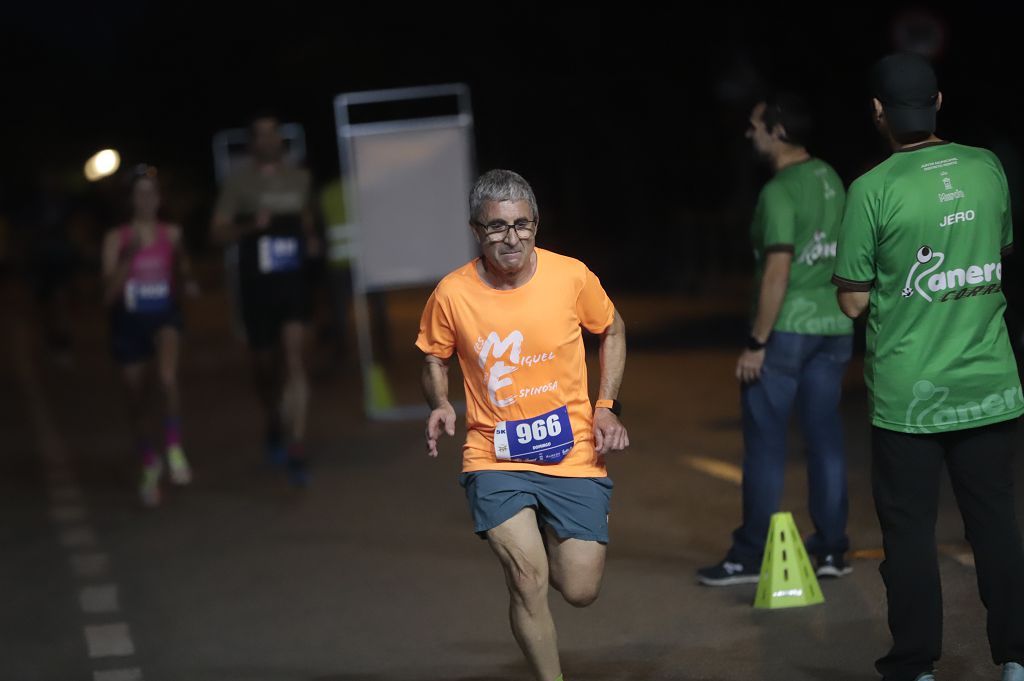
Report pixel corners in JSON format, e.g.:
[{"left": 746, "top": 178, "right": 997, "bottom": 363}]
[
  {"left": 2, "top": 2, "right": 1021, "bottom": 291},
  {"left": 6, "top": 9, "right": 1024, "bottom": 678}
]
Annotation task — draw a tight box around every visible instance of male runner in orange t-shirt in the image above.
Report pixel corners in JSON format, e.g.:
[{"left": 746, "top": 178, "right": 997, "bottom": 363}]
[{"left": 416, "top": 169, "right": 629, "bottom": 681}]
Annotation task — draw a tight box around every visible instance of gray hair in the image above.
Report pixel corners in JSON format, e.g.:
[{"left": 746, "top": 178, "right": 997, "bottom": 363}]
[{"left": 468, "top": 169, "right": 538, "bottom": 225}]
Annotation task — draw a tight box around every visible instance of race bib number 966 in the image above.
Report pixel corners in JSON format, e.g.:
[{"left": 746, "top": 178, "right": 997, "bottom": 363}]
[{"left": 494, "top": 405, "right": 574, "bottom": 464}]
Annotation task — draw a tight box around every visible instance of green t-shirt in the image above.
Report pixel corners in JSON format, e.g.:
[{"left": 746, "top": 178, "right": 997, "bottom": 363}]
[
  {"left": 833, "top": 141, "right": 1021, "bottom": 434},
  {"left": 751, "top": 158, "right": 853, "bottom": 336}
]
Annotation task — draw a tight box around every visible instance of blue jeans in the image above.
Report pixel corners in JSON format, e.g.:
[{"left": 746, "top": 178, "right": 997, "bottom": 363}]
[{"left": 729, "top": 331, "right": 853, "bottom": 564}]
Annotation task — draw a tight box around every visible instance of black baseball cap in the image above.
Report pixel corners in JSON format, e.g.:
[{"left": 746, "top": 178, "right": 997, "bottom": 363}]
[{"left": 872, "top": 53, "right": 939, "bottom": 136}]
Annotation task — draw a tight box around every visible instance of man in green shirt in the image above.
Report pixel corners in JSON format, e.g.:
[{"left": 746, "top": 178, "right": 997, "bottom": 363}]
[
  {"left": 834, "top": 53, "right": 1024, "bottom": 681},
  {"left": 698, "top": 94, "right": 855, "bottom": 585}
]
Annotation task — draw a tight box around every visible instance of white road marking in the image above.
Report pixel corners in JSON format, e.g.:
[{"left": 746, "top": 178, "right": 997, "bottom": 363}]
[
  {"left": 48, "top": 484, "right": 84, "bottom": 504},
  {"left": 93, "top": 669, "right": 143, "bottom": 681},
  {"left": 50, "top": 505, "right": 88, "bottom": 523},
  {"left": 682, "top": 455, "right": 743, "bottom": 485},
  {"left": 70, "top": 552, "right": 110, "bottom": 579},
  {"left": 84, "top": 623, "right": 135, "bottom": 658},
  {"left": 79, "top": 585, "right": 119, "bottom": 614},
  {"left": 60, "top": 526, "right": 98, "bottom": 549}
]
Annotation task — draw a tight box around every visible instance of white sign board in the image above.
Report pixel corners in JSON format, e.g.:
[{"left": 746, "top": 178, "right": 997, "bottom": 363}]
[{"left": 349, "top": 123, "right": 476, "bottom": 291}]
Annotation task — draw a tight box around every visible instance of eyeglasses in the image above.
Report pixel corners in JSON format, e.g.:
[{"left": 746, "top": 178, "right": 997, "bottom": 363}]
[{"left": 473, "top": 218, "right": 537, "bottom": 241}]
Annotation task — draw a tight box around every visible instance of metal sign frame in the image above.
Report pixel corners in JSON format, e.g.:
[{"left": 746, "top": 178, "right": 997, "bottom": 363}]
[{"left": 334, "top": 84, "right": 475, "bottom": 420}]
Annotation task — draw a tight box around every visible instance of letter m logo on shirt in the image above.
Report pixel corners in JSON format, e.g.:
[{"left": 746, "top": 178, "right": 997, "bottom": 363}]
[
  {"left": 478, "top": 331, "right": 524, "bottom": 408},
  {"left": 478, "top": 331, "right": 524, "bottom": 368}
]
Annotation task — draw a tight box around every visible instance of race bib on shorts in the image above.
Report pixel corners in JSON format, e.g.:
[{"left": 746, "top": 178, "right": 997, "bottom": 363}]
[
  {"left": 494, "top": 405, "right": 574, "bottom": 464},
  {"left": 125, "top": 279, "right": 171, "bottom": 313},
  {"left": 258, "top": 236, "right": 301, "bottom": 273}
]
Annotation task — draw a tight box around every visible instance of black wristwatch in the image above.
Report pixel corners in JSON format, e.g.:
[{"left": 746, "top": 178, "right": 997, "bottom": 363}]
[
  {"left": 595, "top": 399, "right": 622, "bottom": 416},
  {"left": 747, "top": 335, "right": 768, "bottom": 351}
]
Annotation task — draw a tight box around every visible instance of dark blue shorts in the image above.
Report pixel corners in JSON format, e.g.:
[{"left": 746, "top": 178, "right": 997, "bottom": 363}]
[
  {"left": 109, "top": 307, "right": 182, "bottom": 365},
  {"left": 238, "top": 273, "right": 310, "bottom": 350},
  {"left": 460, "top": 471, "right": 613, "bottom": 543}
]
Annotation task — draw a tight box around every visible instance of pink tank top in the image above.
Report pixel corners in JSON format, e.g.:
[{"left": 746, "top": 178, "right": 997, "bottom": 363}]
[{"left": 119, "top": 223, "right": 175, "bottom": 313}]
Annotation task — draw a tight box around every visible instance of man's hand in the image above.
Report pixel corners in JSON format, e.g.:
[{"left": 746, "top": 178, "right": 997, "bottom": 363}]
[
  {"left": 736, "top": 349, "right": 766, "bottom": 384},
  {"left": 593, "top": 408, "right": 629, "bottom": 454},
  {"left": 425, "top": 402, "right": 456, "bottom": 457}
]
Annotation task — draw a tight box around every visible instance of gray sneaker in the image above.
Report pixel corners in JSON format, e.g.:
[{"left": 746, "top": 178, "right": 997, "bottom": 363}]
[
  {"left": 815, "top": 553, "right": 853, "bottom": 578},
  {"left": 1004, "top": 662, "right": 1024, "bottom": 681},
  {"left": 696, "top": 559, "right": 760, "bottom": 586},
  {"left": 914, "top": 674, "right": 935, "bottom": 681}
]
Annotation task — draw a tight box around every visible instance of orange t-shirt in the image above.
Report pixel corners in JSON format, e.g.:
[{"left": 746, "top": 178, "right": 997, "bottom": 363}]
[{"left": 416, "top": 248, "right": 615, "bottom": 478}]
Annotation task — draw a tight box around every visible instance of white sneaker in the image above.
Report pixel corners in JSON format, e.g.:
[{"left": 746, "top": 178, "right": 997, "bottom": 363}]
[
  {"left": 139, "top": 460, "right": 163, "bottom": 508},
  {"left": 166, "top": 446, "right": 192, "bottom": 486}
]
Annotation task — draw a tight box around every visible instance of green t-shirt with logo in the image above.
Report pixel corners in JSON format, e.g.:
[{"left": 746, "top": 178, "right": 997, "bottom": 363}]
[
  {"left": 751, "top": 158, "right": 853, "bottom": 336},
  {"left": 833, "top": 141, "right": 1021, "bottom": 434}
]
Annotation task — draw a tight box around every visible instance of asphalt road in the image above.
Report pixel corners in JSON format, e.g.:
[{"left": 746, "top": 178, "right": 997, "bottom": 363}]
[{"left": 3, "top": 276, "right": 1020, "bottom": 681}]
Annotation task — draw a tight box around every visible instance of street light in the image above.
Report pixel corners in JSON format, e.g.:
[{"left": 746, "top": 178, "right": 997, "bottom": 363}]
[{"left": 84, "top": 149, "right": 121, "bottom": 182}]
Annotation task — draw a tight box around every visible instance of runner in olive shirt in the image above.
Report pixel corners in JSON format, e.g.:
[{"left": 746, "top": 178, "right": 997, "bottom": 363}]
[
  {"left": 698, "top": 94, "right": 855, "bottom": 585},
  {"left": 212, "top": 113, "right": 319, "bottom": 487},
  {"left": 834, "top": 53, "right": 1024, "bottom": 681}
]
